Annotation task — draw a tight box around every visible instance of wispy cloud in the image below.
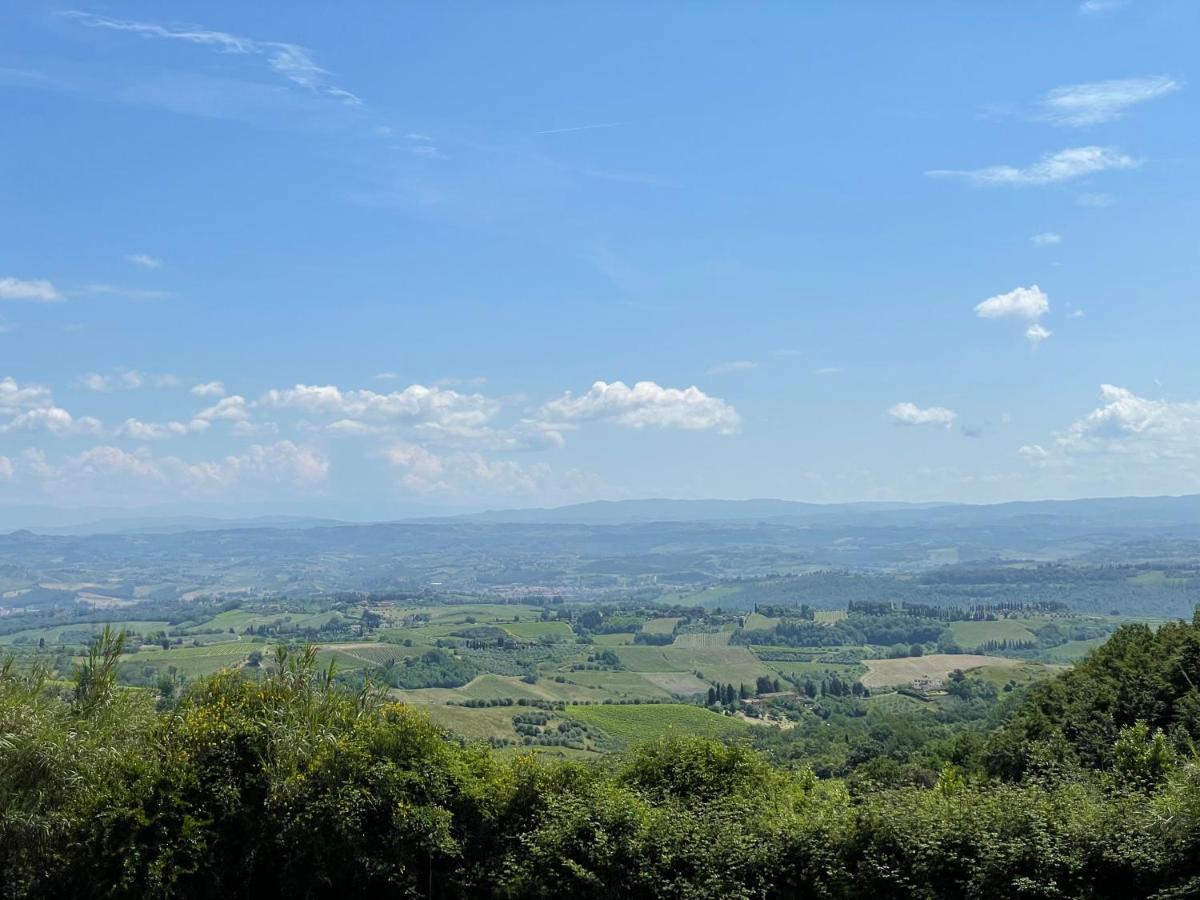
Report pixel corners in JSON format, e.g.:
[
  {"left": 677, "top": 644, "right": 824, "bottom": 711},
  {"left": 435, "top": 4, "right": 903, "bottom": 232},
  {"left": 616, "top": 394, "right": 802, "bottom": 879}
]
[
  {"left": 1079, "top": 0, "right": 1127, "bottom": 14},
  {"left": 127, "top": 253, "right": 162, "bottom": 269},
  {"left": 1030, "top": 232, "right": 1062, "bottom": 247},
  {"left": 79, "top": 283, "right": 173, "bottom": 301},
  {"left": 1079, "top": 192, "right": 1115, "bottom": 207},
  {"left": 927, "top": 146, "right": 1139, "bottom": 186},
  {"left": 814, "top": 367, "right": 843, "bottom": 376},
  {"left": 706, "top": 360, "right": 758, "bottom": 376},
  {"left": 535, "top": 121, "right": 627, "bottom": 136},
  {"left": 0, "top": 276, "right": 62, "bottom": 302},
  {"left": 1039, "top": 76, "right": 1180, "bottom": 126},
  {"left": 63, "top": 11, "right": 362, "bottom": 106},
  {"left": 77, "top": 371, "right": 179, "bottom": 392}
]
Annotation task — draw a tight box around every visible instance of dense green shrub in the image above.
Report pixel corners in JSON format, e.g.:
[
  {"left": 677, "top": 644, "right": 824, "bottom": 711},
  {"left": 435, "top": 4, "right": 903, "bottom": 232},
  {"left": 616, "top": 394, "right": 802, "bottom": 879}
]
[{"left": 7, "top": 625, "right": 1200, "bottom": 897}]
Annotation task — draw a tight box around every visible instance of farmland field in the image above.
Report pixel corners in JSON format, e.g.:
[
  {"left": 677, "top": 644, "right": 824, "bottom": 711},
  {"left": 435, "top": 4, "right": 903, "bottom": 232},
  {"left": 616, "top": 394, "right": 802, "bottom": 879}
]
[
  {"left": 502, "top": 621, "right": 574, "bottom": 640},
  {"left": 567, "top": 703, "right": 750, "bottom": 748},
  {"left": 948, "top": 619, "right": 1040, "bottom": 650},
  {"left": 861, "top": 654, "right": 1021, "bottom": 688},
  {"left": 673, "top": 629, "right": 732, "bottom": 648},
  {"left": 642, "top": 617, "right": 681, "bottom": 635},
  {"left": 1041, "top": 637, "right": 1109, "bottom": 663},
  {"left": 0, "top": 620, "right": 175, "bottom": 646}
]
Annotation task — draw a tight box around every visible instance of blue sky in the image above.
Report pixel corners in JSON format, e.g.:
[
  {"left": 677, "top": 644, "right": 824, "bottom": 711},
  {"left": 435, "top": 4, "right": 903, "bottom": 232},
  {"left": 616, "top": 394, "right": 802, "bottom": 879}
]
[{"left": 1, "top": 1, "right": 1198, "bottom": 519}]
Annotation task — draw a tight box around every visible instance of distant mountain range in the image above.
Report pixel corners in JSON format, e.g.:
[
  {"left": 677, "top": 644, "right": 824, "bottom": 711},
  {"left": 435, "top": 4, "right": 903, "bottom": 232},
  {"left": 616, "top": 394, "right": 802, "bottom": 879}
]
[
  {"left": 31, "top": 515, "right": 348, "bottom": 536},
  {"left": 432, "top": 494, "right": 1200, "bottom": 529},
  {"left": 8, "top": 493, "right": 1200, "bottom": 535}
]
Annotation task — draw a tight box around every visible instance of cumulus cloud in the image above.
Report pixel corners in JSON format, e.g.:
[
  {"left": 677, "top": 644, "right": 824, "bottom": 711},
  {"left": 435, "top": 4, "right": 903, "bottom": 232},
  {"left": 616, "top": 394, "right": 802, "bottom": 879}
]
[
  {"left": 1025, "top": 323, "right": 1052, "bottom": 344},
  {"left": 25, "top": 440, "right": 328, "bottom": 501},
  {"left": 975, "top": 285, "right": 1053, "bottom": 345},
  {"left": 539, "top": 380, "right": 740, "bottom": 433},
  {"left": 1018, "top": 386, "right": 1200, "bottom": 479},
  {"left": 975, "top": 286, "right": 1050, "bottom": 320},
  {"left": 1057, "top": 385, "right": 1200, "bottom": 458},
  {"left": 2, "top": 407, "right": 103, "bottom": 435},
  {"left": 384, "top": 441, "right": 549, "bottom": 496},
  {"left": 263, "top": 382, "right": 496, "bottom": 437},
  {"left": 195, "top": 395, "right": 250, "bottom": 423},
  {"left": 927, "top": 146, "right": 1139, "bottom": 186},
  {"left": 0, "top": 376, "right": 54, "bottom": 412},
  {"left": 0, "top": 376, "right": 101, "bottom": 435},
  {"left": 126, "top": 253, "right": 162, "bottom": 269},
  {"left": 191, "top": 381, "right": 226, "bottom": 397},
  {"left": 0, "top": 276, "right": 62, "bottom": 302},
  {"left": 116, "top": 418, "right": 207, "bottom": 440},
  {"left": 888, "top": 403, "right": 957, "bottom": 427},
  {"left": 1039, "top": 76, "right": 1180, "bottom": 126}
]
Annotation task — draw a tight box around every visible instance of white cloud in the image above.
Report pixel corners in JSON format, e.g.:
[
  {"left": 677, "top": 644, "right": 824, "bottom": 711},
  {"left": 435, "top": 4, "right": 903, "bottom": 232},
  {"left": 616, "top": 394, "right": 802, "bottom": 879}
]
[
  {"left": 2, "top": 407, "right": 103, "bottom": 435},
  {"left": 191, "top": 381, "right": 226, "bottom": 397},
  {"left": 814, "top": 367, "right": 843, "bottom": 376},
  {"left": 1025, "top": 323, "right": 1053, "bottom": 344},
  {"left": 116, "top": 418, "right": 207, "bottom": 440},
  {"left": 77, "top": 370, "right": 178, "bottom": 391},
  {"left": 65, "top": 12, "right": 361, "bottom": 106},
  {"left": 1020, "top": 386, "right": 1200, "bottom": 481},
  {"left": 0, "top": 376, "right": 101, "bottom": 435},
  {"left": 1079, "top": 0, "right": 1127, "bottom": 14},
  {"left": 1039, "top": 76, "right": 1180, "bottom": 126},
  {"left": 78, "top": 284, "right": 173, "bottom": 301},
  {"left": 1079, "top": 193, "right": 1115, "bottom": 207},
  {"left": 975, "top": 285, "right": 1049, "bottom": 321},
  {"left": 1018, "top": 444, "right": 1049, "bottom": 462},
  {"left": 975, "top": 285, "right": 1054, "bottom": 346},
  {"left": 0, "top": 376, "right": 54, "bottom": 412},
  {"left": 79, "top": 371, "right": 142, "bottom": 391},
  {"left": 126, "top": 253, "right": 162, "bottom": 269},
  {"left": 888, "top": 402, "right": 957, "bottom": 427},
  {"left": 1030, "top": 232, "right": 1062, "bottom": 246},
  {"left": 539, "top": 380, "right": 740, "bottom": 434},
  {"left": 1057, "top": 385, "right": 1200, "bottom": 458},
  {"left": 0, "top": 455, "right": 12, "bottom": 480},
  {"left": 195, "top": 395, "right": 251, "bottom": 423},
  {"left": 262, "top": 382, "right": 496, "bottom": 434},
  {"left": 384, "top": 441, "right": 549, "bottom": 496},
  {"left": 25, "top": 440, "right": 327, "bottom": 501},
  {"left": 927, "top": 146, "right": 1139, "bottom": 187},
  {"left": 0, "top": 276, "right": 62, "bottom": 302},
  {"left": 706, "top": 360, "right": 758, "bottom": 376}
]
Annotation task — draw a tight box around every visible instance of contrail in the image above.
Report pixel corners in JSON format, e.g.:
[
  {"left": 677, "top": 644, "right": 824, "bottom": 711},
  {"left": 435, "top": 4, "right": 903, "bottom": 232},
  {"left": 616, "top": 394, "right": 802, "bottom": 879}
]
[{"left": 535, "top": 121, "right": 627, "bottom": 135}]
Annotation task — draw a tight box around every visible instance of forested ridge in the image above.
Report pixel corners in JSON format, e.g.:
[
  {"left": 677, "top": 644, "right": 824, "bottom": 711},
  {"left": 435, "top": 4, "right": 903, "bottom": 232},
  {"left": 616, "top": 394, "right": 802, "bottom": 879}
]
[{"left": 6, "top": 620, "right": 1200, "bottom": 898}]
